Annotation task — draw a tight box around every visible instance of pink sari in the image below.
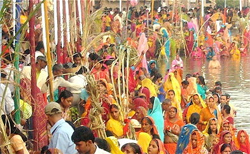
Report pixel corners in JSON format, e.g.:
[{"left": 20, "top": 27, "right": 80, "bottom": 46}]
[{"left": 137, "top": 32, "right": 149, "bottom": 72}]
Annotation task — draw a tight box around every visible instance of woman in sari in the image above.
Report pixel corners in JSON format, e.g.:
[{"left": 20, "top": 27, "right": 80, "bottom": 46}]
[
  {"left": 148, "top": 60, "right": 158, "bottom": 74},
  {"left": 203, "top": 118, "right": 220, "bottom": 152},
  {"left": 212, "top": 130, "right": 237, "bottom": 154},
  {"left": 141, "top": 78, "right": 157, "bottom": 97},
  {"left": 183, "top": 130, "right": 208, "bottom": 154},
  {"left": 105, "top": 136, "right": 123, "bottom": 154},
  {"left": 166, "top": 90, "right": 182, "bottom": 118},
  {"left": 106, "top": 104, "right": 124, "bottom": 138},
  {"left": 236, "top": 130, "right": 250, "bottom": 154},
  {"left": 186, "top": 77, "right": 198, "bottom": 101},
  {"left": 148, "top": 97, "right": 164, "bottom": 141},
  {"left": 197, "top": 76, "right": 208, "bottom": 100},
  {"left": 91, "top": 57, "right": 110, "bottom": 82},
  {"left": 148, "top": 139, "right": 166, "bottom": 154},
  {"left": 138, "top": 132, "right": 152, "bottom": 153},
  {"left": 133, "top": 106, "right": 148, "bottom": 124},
  {"left": 229, "top": 42, "right": 241, "bottom": 60},
  {"left": 176, "top": 124, "right": 198, "bottom": 154},
  {"left": 186, "top": 93, "right": 206, "bottom": 123},
  {"left": 139, "top": 87, "right": 151, "bottom": 105},
  {"left": 164, "top": 106, "right": 184, "bottom": 154},
  {"left": 200, "top": 95, "right": 221, "bottom": 131},
  {"left": 164, "top": 72, "right": 181, "bottom": 103},
  {"left": 138, "top": 116, "right": 159, "bottom": 138},
  {"left": 160, "top": 22, "right": 171, "bottom": 58}
]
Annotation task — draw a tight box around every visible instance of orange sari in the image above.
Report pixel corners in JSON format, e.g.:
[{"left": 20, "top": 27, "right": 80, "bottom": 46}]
[
  {"left": 200, "top": 107, "right": 216, "bottom": 131},
  {"left": 183, "top": 130, "right": 208, "bottom": 154}
]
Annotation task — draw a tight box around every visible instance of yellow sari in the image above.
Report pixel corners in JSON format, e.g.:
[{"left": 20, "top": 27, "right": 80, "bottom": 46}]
[
  {"left": 105, "top": 136, "right": 123, "bottom": 154},
  {"left": 141, "top": 78, "right": 157, "bottom": 97},
  {"left": 164, "top": 73, "right": 181, "bottom": 102},
  {"left": 106, "top": 118, "right": 124, "bottom": 137},
  {"left": 186, "top": 94, "right": 206, "bottom": 123},
  {"left": 137, "top": 132, "right": 152, "bottom": 153}
]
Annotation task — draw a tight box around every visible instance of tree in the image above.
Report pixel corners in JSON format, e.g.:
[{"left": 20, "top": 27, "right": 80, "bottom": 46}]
[{"left": 216, "top": 0, "right": 240, "bottom": 8}]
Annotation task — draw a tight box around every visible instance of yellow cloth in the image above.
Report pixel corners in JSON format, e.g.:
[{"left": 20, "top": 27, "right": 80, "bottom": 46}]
[
  {"left": 141, "top": 78, "right": 157, "bottom": 97},
  {"left": 20, "top": 15, "right": 27, "bottom": 24},
  {"left": 20, "top": 100, "right": 32, "bottom": 119},
  {"left": 105, "top": 136, "right": 123, "bottom": 154},
  {"left": 230, "top": 48, "right": 241, "bottom": 59},
  {"left": 106, "top": 118, "right": 124, "bottom": 138},
  {"left": 36, "top": 70, "right": 41, "bottom": 80},
  {"left": 137, "top": 132, "right": 152, "bottom": 153},
  {"left": 186, "top": 94, "right": 206, "bottom": 123},
  {"left": 127, "top": 110, "right": 135, "bottom": 118},
  {"left": 105, "top": 16, "right": 111, "bottom": 27},
  {"left": 164, "top": 73, "right": 181, "bottom": 102}
]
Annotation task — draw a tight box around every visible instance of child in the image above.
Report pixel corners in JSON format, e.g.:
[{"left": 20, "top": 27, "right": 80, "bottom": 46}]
[{"left": 181, "top": 80, "right": 189, "bottom": 109}]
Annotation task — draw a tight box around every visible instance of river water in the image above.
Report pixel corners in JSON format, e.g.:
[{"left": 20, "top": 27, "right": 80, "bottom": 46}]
[{"left": 158, "top": 55, "right": 250, "bottom": 134}]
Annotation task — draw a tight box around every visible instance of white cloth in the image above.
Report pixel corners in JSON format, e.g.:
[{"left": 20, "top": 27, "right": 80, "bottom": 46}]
[
  {"left": 118, "top": 138, "right": 137, "bottom": 149},
  {"left": 94, "top": 145, "right": 111, "bottom": 154},
  {"left": 0, "top": 83, "right": 15, "bottom": 115},
  {"left": 21, "top": 66, "right": 48, "bottom": 90},
  {"left": 67, "top": 74, "right": 87, "bottom": 94},
  {"left": 41, "top": 76, "right": 82, "bottom": 95}
]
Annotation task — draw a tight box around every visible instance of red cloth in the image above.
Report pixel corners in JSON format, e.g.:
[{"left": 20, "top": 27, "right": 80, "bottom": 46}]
[{"left": 237, "top": 130, "right": 250, "bottom": 154}]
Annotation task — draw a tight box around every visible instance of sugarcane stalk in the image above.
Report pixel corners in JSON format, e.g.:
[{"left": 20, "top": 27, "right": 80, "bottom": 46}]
[{"left": 44, "top": 0, "right": 54, "bottom": 100}]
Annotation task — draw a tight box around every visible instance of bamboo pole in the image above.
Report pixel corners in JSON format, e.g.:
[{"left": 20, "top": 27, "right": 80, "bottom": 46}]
[
  {"left": 151, "top": 0, "right": 155, "bottom": 19},
  {"left": 29, "top": 0, "right": 38, "bottom": 150},
  {"left": 14, "top": 0, "right": 22, "bottom": 124},
  {"left": 44, "top": 0, "right": 54, "bottom": 101}
]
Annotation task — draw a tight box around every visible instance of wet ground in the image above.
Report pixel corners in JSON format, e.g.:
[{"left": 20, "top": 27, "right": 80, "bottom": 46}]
[{"left": 158, "top": 55, "right": 250, "bottom": 134}]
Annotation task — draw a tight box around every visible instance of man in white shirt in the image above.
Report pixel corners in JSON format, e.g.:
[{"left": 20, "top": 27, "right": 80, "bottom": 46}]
[
  {"left": 41, "top": 64, "right": 82, "bottom": 97},
  {"left": 72, "top": 126, "right": 110, "bottom": 154}
]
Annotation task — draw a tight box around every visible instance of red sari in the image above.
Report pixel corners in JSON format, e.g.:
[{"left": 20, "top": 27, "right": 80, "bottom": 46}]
[
  {"left": 20, "top": 78, "right": 48, "bottom": 149},
  {"left": 237, "top": 130, "right": 250, "bottom": 154}
]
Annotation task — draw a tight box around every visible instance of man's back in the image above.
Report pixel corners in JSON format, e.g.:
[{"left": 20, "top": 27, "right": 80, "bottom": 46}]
[{"left": 49, "top": 119, "right": 77, "bottom": 154}]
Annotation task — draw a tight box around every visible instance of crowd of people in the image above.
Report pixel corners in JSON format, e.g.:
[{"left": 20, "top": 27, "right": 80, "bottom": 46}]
[{"left": 1, "top": 2, "right": 250, "bottom": 154}]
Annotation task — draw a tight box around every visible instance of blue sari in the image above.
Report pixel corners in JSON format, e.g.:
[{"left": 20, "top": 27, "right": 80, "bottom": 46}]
[
  {"left": 161, "top": 28, "right": 170, "bottom": 57},
  {"left": 176, "top": 124, "right": 198, "bottom": 154},
  {"left": 147, "top": 97, "right": 164, "bottom": 141}
]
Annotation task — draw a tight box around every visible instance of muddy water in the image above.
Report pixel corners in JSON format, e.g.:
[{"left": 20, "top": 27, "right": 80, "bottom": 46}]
[{"left": 158, "top": 55, "right": 250, "bottom": 134}]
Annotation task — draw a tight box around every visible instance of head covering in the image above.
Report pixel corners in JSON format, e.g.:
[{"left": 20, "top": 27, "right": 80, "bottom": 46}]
[
  {"left": 176, "top": 124, "right": 198, "bottom": 154},
  {"left": 151, "top": 139, "right": 166, "bottom": 154},
  {"left": 213, "top": 130, "right": 236, "bottom": 153},
  {"left": 141, "top": 78, "right": 157, "bottom": 97},
  {"left": 140, "top": 87, "right": 150, "bottom": 105},
  {"left": 182, "top": 130, "right": 206, "bottom": 154},
  {"left": 133, "top": 98, "right": 148, "bottom": 110},
  {"left": 45, "top": 102, "right": 62, "bottom": 115},
  {"left": 202, "top": 118, "right": 219, "bottom": 135},
  {"left": 106, "top": 136, "right": 123, "bottom": 154},
  {"left": 140, "top": 116, "right": 159, "bottom": 136},
  {"left": 137, "top": 132, "right": 151, "bottom": 153},
  {"left": 164, "top": 72, "right": 181, "bottom": 103},
  {"left": 147, "top": 97, "right": 164, "bottom": 141},
  {"left": 237, "top": 130, "right": 250, "bottom": 154}
]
